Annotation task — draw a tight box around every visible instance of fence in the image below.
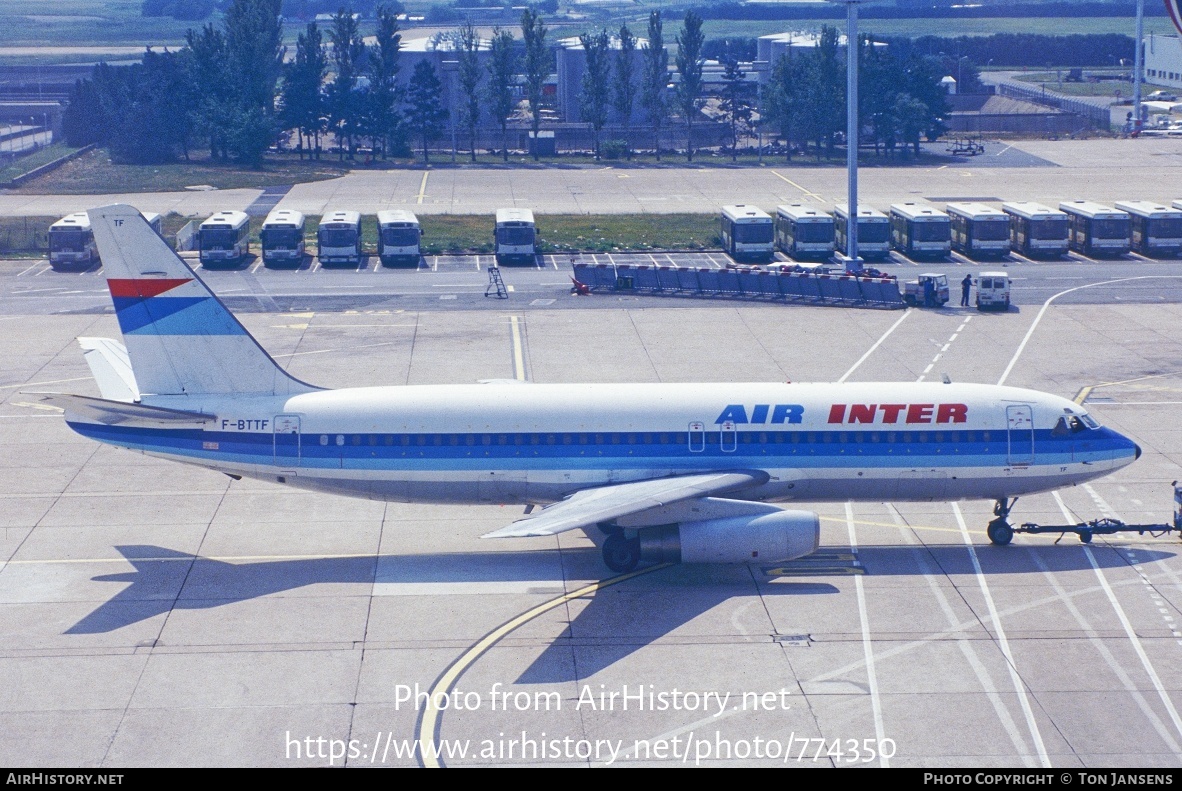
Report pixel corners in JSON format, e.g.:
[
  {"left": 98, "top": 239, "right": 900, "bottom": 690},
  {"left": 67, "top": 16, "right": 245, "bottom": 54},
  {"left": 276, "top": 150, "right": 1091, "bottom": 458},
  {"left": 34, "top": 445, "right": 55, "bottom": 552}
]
[{"left": 997, "top": 82, "right": 1112, "bottom": 130}]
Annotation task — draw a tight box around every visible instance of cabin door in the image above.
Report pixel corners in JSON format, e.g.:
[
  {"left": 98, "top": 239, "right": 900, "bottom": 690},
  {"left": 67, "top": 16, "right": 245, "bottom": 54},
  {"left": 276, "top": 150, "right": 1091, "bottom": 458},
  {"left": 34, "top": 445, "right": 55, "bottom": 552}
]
[
  {"left": 1006, "top": 405, "right": 1034, "bottom": 467},
  {"left": 273, "top": 414, "right": 301, "bottom": 467}
]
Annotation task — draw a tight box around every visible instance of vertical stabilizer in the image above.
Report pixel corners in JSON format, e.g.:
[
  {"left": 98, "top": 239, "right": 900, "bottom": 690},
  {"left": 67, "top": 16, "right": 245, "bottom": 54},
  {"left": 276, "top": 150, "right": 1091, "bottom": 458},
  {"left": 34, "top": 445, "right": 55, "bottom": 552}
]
[{"left": 89, "top": 204, "right": 318, "bottom": 397}]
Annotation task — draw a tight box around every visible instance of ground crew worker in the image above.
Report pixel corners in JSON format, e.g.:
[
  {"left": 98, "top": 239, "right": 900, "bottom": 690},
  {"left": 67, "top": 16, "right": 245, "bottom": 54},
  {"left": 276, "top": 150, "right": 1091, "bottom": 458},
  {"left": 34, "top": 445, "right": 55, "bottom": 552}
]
[{"left": 961, "top": 274, "right": 972, "bottom": 307}]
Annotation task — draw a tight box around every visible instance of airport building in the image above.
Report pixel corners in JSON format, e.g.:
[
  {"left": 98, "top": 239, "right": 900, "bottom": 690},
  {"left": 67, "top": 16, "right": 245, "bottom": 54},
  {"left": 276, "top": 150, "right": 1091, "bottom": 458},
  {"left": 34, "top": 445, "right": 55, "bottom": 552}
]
[{"left": 1144, "top": 32, "right": 1182, "bottom": 91}]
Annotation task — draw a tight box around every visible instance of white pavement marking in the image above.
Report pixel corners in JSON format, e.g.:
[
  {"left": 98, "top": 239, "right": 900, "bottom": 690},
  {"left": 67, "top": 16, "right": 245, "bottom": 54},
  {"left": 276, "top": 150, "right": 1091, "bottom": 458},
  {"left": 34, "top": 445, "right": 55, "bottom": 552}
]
[
  {"left": 1048, "top": 492, "right": 1182, "bottom": 756},
  {"left": 887, "top": 504, "right": 1034, "bottom": 764},
  {"left": 1079, "top": 485, "right": 1182, "bottom": 742},
  {"left": 845, "top": 502, "right": 888, "bottom": 767},
  {"left": 837, "top": 309, "right": 913, "bottom": 383},
  {"left": 510, "top": 314, "right": 526, "bottom": 381},
  {"left": 998, "top": 276, "right": 1182, "bottom": 386},
  {"left": 951, "top": 502, "right": 1052, "bottom": 767}
]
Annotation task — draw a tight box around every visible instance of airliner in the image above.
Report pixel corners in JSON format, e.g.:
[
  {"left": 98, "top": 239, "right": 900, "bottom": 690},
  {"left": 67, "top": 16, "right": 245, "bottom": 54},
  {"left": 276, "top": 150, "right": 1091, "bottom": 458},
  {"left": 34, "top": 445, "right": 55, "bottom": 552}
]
[{"left": 32, "top": 205, "right": 1141, "bottom": 572}]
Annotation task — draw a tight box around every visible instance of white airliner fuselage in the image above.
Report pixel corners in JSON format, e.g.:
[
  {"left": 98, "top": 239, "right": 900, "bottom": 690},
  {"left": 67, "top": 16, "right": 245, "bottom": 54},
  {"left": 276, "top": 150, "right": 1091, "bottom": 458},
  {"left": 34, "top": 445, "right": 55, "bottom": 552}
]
[{"left": 41, "top": 206, "right": 1142, "bottom": 572}]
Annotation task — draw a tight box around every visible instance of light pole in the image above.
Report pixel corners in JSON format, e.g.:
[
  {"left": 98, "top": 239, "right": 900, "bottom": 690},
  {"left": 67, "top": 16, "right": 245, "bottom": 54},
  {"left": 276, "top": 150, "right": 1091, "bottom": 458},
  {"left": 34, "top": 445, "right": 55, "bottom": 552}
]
[
  {"left": 828, "top": 0, "right": 867, "bottom": 272},
  {"left": 1133, "top": 0, "right": 1145, "bottom": 133}
]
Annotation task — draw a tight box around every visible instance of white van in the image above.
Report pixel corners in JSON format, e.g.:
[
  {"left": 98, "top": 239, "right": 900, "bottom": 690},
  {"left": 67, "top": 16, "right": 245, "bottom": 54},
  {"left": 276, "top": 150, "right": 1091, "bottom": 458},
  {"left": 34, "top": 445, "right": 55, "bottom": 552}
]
[{"left": 975, "top": 271, "right": 1011, "bottom": 311}]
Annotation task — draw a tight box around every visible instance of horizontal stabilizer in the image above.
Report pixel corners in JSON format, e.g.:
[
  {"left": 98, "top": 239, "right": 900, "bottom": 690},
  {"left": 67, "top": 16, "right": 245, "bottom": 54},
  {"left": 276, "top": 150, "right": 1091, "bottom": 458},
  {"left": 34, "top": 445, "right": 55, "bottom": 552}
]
[
  {"left": 78, "top": 337, "right": 139, "bottom": 402},
  {"left": 24, "top": 393, "right": 215, "bottom": 427},
  {"left": 481, "top": 470, "right": 770, "bottom": 538}
]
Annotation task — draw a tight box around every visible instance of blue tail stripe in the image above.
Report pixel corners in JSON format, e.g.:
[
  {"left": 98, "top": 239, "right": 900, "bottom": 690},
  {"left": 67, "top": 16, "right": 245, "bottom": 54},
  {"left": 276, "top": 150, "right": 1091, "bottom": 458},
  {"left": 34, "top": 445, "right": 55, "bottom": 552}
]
[{"left": 114, "top": 297, "right": 248, "bottom": 336}]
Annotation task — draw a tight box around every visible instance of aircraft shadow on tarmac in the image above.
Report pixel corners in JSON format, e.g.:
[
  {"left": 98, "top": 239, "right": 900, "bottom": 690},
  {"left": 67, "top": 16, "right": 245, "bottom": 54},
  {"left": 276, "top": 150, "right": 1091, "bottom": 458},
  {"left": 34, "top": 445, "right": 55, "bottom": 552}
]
[{"left": 67, "top": 542, "right": 1175, "bottom": 679}]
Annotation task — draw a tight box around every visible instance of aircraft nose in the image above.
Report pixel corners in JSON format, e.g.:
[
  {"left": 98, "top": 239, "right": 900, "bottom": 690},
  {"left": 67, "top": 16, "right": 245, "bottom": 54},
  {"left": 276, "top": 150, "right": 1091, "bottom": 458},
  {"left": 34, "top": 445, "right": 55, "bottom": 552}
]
[{"left": 1135, "top": 443, "right": 1142, "bottom": 460}]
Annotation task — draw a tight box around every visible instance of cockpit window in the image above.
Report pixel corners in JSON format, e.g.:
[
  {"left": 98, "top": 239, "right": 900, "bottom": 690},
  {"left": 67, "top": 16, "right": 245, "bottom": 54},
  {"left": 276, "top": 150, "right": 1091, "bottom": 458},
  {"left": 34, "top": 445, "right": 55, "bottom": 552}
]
[
  {"left": 1080, "top": 414, "right": 1099, "bottom": 429},
  {"left": 1056, "top": 414, "right": 1098, "bottom": 435},
  {"left": 1053, "top": 417, "right": 1069, "bottom": 436}
]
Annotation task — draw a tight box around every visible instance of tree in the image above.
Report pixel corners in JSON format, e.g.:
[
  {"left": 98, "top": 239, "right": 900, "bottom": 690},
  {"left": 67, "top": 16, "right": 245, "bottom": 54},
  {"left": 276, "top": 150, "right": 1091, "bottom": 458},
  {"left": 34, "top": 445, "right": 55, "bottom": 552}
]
[
  {"left": 521, "top": 7, "right": 548, "bottom": 160},
  {"left": 640, "top": 11, "right": 668, "bottom": 160},
  {"left": 364, "top": 6, "right": 404, "bottom": 158},
  {"left": 674, "top": 10, "right": 705, "bottom": 162},
  {"left": 280, "top": 21, "right": 328, "bottom": 158},
  {"left": 762, "top": 51, "right": 802, "bottom": 161},
  {"left": 185, "top": 23, "right": 232, "bottom": 160},
  {"left": 719, "top": 56, "right": 754, "bottom": 160},
  {"left": 456, "top": 21, "right": 483, "bottom": 162},
  {"left": 486, "top": 27, "right": 517, "bottom": 162},
  {"left": 222, "top": 0, "right": 285, "bottom": 165},
  {"left": 326, "top": 9, "right": 366, "bottom": 159},
  {"left": 612, "top": 23, "right": 636, "bottom": 160},
  {"left": 579, "top": 29, "right": 610, "bottom": 160},
  {"left": 406, "top": 60, "right": 448, "bottom": 164}
]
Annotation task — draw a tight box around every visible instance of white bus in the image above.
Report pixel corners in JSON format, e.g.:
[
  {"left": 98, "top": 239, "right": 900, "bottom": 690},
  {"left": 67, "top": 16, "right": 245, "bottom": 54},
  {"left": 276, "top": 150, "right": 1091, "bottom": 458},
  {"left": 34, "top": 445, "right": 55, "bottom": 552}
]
[
  {"left": 49, "top": 211, "right": 162, "bottom": 270},
  {"left": 774, "top": 203, "right": 834, "bottom": 260},
  {"left": 260, "top": 209, "right": 306, "bottom": 267},
  {"left": 199, "top": 211, "right": 251, "bottom": 267},
  {"left": 833, "top": 204, "right": 891, "bottom": 260},
  {"left": 1002, "top": 201, "right": 1069, "bottom": 257},
  {"left": 946, "top": 202, "right": 1010, "bottom": 258},
  {"left": 494, "top": 208, "right": 537, "bottom": 265},
  {"left": 1059, "top": 200, "right": 1131, "bottom": 256},
  {"left": 317, "top": 210, "right": 364, "bottom": 266},
  {"left": 48, "top": 213, "right": 98, "bottom": 269},
  {"left": 1118, "top": 201, "right": 1182, "bottom": 257},
  {"left": 890, "top": 202, "right": 951, "bottom": 258},
  {"left": 720, "top": 205, "right": 774, "bottom": 263},
  {"left": 377, "top": 210, "right": 422, "bottom": 266}
]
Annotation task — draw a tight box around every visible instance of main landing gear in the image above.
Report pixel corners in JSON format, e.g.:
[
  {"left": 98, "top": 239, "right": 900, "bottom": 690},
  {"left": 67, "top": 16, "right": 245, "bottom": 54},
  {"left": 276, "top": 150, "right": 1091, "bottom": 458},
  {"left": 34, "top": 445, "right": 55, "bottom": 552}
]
[
  {"left": 987, "top": 497, "right": 1018, "bottom": 546},
  {"left": 600, "top": 522, "right": 640, "bottom": 573}
]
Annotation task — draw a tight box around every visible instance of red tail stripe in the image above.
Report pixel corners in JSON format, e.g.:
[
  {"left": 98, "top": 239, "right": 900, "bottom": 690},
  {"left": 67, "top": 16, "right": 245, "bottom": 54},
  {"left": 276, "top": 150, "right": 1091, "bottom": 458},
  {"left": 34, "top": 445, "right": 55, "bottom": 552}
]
[{"left": 107, "top": 279, "right": 192, "bottom": 299}]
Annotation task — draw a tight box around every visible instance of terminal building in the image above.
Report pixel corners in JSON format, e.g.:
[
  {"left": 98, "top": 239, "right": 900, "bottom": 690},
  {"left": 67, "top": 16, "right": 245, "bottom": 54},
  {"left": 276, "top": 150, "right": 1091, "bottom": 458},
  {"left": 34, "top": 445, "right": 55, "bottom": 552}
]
[{"left": 1144, "top": 32, "right": 1182, "bottom": 91}]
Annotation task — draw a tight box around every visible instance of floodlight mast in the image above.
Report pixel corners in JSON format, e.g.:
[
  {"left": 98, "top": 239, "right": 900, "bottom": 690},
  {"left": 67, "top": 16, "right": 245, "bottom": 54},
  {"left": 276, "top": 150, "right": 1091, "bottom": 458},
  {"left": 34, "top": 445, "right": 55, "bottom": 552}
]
[
  {"left": 829, "top": 0, "right": 868, "bottom": 272},
  {"left": 1133, "top": 0, "right": 1144, "bottom": 133}
]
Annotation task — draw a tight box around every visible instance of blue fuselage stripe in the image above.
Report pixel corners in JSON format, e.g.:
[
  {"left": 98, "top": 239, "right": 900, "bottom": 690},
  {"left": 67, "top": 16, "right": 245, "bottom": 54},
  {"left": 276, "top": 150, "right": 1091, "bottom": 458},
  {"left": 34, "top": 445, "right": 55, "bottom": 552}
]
[{"left": 68, "top": 423, "right": 1133, "bottom": 471}]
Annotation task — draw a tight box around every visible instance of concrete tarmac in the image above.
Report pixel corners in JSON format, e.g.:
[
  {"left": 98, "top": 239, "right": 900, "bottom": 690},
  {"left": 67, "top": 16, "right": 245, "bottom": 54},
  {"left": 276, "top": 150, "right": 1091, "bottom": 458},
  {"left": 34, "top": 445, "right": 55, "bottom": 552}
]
[
  {"left": 2, "top": 137, "right": 1182, "bottom": 219},
  {"left": 0, "top": 283, "right": 1181, "bottom": 766}
]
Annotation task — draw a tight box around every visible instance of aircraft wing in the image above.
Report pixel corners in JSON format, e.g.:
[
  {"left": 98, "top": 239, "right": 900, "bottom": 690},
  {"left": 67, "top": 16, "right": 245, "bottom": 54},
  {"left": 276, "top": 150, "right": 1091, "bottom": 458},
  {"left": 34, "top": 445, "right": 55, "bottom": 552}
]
[{"left": 481, "top": 470, "right": 770, "bottom": 538}]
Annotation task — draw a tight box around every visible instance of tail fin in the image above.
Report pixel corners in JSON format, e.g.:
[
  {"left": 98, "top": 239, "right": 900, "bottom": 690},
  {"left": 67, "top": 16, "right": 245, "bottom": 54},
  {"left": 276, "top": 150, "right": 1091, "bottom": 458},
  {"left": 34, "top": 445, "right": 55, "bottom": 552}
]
[{"left": 89, "top": 204, "right": 318, "bottom": 398}]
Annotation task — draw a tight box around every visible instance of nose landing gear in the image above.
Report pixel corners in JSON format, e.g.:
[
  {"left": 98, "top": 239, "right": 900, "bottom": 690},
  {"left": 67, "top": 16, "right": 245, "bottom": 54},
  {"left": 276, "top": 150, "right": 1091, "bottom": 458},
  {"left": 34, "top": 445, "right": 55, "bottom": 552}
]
[{"left": 987, "top": 497, "right": 1018, "bottom": 546}]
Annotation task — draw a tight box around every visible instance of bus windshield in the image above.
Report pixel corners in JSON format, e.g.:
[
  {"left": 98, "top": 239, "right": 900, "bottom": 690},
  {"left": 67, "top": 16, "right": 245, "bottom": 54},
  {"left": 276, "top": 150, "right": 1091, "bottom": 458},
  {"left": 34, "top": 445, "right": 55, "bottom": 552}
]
[
  {"left": 201, "top": 229, "right": 240, "bottom": 249},
  {"left": 974, "top": 220, "right": 1009, "bottom": 241},
  {"left": 913, "top": 221, "right": 949, "bottom": 242},
  {"left": 794, "top": 222, "right": 832, "bottom": 243},
  {"left": 859, "top": 222, "right": 890, "bottom": 244},
  {"left": 320, "top": 229, "right": 358, "bottom": 247},
  {"left": 382, "top": 228, "right": 420, "bottom": 247},
  {"left": 497, "top": 226, "right": 535, "bottom": 246},
  {"left": 1149, "top": 218, "right": 1182, "bottom": 238},
  {"left": 733, "top": 222, "right": 773, "bottom": 244},
  {"left": 49, "top": 230, "right": 89, "bottom": 251},
  {"left": 1030, "top": 218, "right": 1068, "bottom": 240},
  {"left": 1092, "top": 219, "right": 1129, "bottom": 239},
  {"left": 261, "top": 228, "right": 302, "bottom": 248}
]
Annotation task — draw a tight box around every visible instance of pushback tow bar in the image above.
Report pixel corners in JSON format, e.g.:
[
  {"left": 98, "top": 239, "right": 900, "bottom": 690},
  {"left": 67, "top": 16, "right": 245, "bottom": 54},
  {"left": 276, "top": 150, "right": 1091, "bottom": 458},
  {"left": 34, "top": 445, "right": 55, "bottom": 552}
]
[{"left": 1010, "top": 482, "right": 1182, "bottom": 545}]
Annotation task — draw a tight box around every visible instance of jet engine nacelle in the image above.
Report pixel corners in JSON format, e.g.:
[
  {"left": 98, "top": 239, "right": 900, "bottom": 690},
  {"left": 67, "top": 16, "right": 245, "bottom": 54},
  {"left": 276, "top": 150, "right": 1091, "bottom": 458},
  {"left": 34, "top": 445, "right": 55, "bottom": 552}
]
[{"left": 638, "top": 510, "right": 819, "bottom": 565}]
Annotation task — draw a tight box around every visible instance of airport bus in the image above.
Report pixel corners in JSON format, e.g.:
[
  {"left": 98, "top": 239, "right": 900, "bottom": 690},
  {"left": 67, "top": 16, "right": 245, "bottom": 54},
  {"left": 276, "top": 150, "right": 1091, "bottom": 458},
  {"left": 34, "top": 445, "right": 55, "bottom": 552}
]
[
  {"left": 720, "top": 205, "right": 775, "bottom": 263},
  {"left": 48, "top": 213, "right": 98, "bottom": 269},
  {"left": 889, "top": 202, "right": 951, "bottom": 258},
  {"left": 946, "top": 202, "right": 1010, "bottom": 258},
  {"left": 494, "top": 208, "right": 537, "bottom": 265},
  {"left": 49, "top": 211, "right": 162, "bottom": 270},
  {"left": 833, "top": 203, "right": 891, "bottom": 260},
  {"left": 1059, "top": 200, "right": 1131, "bottom": 256},
  {"left": 774, "top": 203, "right": 834, "bottom": 260},
  {"left": 1002, "top": 201, "right": 1069, "bottom": 257},
  {"left": 199, "top": 211, "right": 251, "bottom": 267},
  {"left": 1117, "top": 201, "right": 1182, "bottom": 257},
  {"left": 317, "top": 210, "right": 364, "bottom": 266},
  {"left": 376, "top": 210, "right": 422, "bottom": 266},
  {"left": 259, "top": 209, "right": 306, "bottom": 267}
]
